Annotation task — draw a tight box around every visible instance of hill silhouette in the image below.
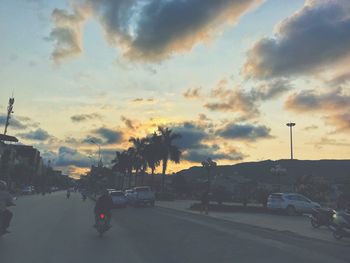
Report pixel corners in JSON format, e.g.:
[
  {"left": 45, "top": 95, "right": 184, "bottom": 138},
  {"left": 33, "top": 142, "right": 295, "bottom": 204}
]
[{"left": 176, "top": 159, "right": 350, "bottom": 185}]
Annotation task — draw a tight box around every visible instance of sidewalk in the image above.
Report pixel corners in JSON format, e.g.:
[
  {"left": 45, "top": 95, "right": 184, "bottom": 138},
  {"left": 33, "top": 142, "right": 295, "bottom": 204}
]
[{"left": 156, "top": 200, "right": 349, "bottom": 244}]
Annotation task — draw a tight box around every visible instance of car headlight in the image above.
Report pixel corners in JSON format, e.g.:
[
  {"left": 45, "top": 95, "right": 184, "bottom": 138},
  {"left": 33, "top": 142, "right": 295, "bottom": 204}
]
[{"left": 332, "top": 214, "right": 337, "bottom": 219}]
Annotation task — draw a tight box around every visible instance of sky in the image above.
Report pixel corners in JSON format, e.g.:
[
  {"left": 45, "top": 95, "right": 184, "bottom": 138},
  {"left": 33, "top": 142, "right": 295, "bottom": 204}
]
[{"left": 1, "top": 0, "right": 349, "bottom": 176}]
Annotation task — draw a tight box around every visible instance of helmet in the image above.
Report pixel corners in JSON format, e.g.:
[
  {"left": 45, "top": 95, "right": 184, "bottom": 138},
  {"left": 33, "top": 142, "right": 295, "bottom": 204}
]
[{"left": 0, "top": 180, "right": 8, "bottom": 191}]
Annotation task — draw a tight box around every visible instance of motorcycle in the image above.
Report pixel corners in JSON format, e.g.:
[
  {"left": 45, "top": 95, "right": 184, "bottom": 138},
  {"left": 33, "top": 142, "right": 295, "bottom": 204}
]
[
  {"left": 332, "top": 211, "right": 350, "bottom": 240},
  {"left": 95, "top": 212, "right": 110, "bottom": 236},
  {"left": 310, "top": 207, "right": 336, "bottom": 229}
]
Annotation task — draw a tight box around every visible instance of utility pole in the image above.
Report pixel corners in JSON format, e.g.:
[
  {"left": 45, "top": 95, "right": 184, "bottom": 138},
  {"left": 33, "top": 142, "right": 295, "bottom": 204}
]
[
  {"left": 286, "top": 122, "right": 296, "bottom": 160},
  {"left": 4, "top": 96, "right": 15, "bottom": 135}
]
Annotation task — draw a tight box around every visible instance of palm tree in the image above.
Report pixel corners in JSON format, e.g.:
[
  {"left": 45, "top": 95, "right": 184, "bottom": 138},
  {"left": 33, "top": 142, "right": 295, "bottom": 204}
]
[
  {"left": 129, "top": 137, "right": 147, "bottom": 186},
  {"left": 157, "top": 127, "right": 181, "bottom": 192},
  {"left": 144, "top": 132, "right": 162, "bottom": 187},
  {"left": 125, "top": 147, "right": 135, "bottom": 188},
  {"left": 112, "top": 151, "right": 128, "bottom": 189}
]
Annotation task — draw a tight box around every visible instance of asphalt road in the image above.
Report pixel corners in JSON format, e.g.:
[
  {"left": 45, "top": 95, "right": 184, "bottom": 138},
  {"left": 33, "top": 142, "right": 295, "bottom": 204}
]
[{"left": 1, "top": 191, "right": 349, "bottom": 263}]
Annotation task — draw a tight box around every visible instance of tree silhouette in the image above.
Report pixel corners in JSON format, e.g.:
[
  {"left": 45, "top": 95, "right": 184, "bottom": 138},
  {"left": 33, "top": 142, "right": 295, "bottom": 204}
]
[
  {"left": 144, "top": 132, "right": 162, "bottom": 188},
  {"left": 157, "top": 127, "right": 181, "bottom": 192}
]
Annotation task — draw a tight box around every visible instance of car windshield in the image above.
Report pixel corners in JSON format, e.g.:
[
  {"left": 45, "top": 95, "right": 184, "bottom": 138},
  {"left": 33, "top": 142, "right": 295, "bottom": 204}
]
[{"left": 1, "top": 1, "right": 349, "bottom": 262}]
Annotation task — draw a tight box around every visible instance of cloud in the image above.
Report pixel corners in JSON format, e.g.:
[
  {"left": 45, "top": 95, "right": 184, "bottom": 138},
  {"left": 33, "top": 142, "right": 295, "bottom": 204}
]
[
  {"left": 55, "top": 146, "right": 91, "bottom": 168},
  {"left": 183, "top": 147, "right": 244, "bottom": 163},
  {"left": 17, "top": 128, "right": 51, "bottom": 141},
  {"left": 204, "top": 79, "right": 290, "bottom": 119},
  {"left": 304, "top": 125, "right": 318, "bottom": 131},
  {"left": 95, "top": 127, "right": 123, "bottom": 144},
  {"left": 313, "top": 136, "right": 350, "bottom": 149},
  {"left": 121, "top": 116, "right": 135, "bottom": 130},
  {"left": 0, "top": 115, "right": 27, "bottom": 130},
  {"left": 325, "top": 113, "right": 350, "bottom": 132},
  {"left": 285, "top": 88, "right": 350, "bottom": 112},
  {"left": 285, "top": 88, "right": 350, "bottom": 132},
  {"left": 198, "top": 114, "right": 210, "bottom": 121},
  {"left": 130, "top": 98, "right": 155, "bottom": 104},
  {"left": 49, "top": 0, "right": 261, "bottom": 62},
  {"left": 171, "top": 122, "right": 209, "bottom": 150},
  {"left": 243, "top": 0, "right": 350, "bottom": 79},
  {"left": 70, "top": 113, "right": 102, "bottom": 122},
  {"left": 327, "top": 72, "right": 350, "bottom": 86},
  {"left": 49, "top": 6, "right": 90, "bottom": 63},
  {"left": 216, "top": 123, "right": 272, "bottom": 141},
  {"left": 183, "top": 87, "right": 202, "bottom": 99},
  {"left": 83, "top": 127, "right": 123, "bottom": 145}
]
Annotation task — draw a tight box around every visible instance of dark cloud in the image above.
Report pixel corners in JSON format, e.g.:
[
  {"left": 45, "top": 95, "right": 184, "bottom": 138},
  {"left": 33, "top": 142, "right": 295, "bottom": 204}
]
[
  {"left": 243, "top": 0, "right": 350, "bottom": 79},
  {"left": 83, "top": 128, "right": 123, "bottom": 145},
  {"left": 50, "top": 0, "right": 261, "bottom": 62},
  {"left": 17, "top": 128, "right": 51, "bottom": 141},
  {"left": 121, "top": 116, "right": 135, "bottom": 130},
  {"left": 82, "top": 136, "right": 104, "bottom": 145},
  {"left": 55, "top": 146, "right": 91, "bottom": 168},
  {"left": 0, "top": 115, "right": 27, "bottom": 130},
  {"left": 171, "top": 122, "right": 209, "bottom": 150},
  {"left": 204, "top": 79, "right": 290, "bottom": 119},
  {"left": 70, "top": 113, "right": 102, "bottom": 122},
  {"left": 183, "top": 87, "right": 202, "bottom": 99},
  {"left": 216, "top": 123, "right": 272, "bottom": 141},
  {"left": 95, "top": 127, "right": 122, "bottom": 144}
]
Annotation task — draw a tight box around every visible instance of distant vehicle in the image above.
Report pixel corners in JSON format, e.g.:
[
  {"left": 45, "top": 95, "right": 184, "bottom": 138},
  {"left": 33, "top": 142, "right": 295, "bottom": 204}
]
[
  {"left": 267, "top": 193, "right": 321, "bottom": 215},
  {"left": 21, "top": 186, "right": 35, "bottom": 195},
  {"left": 131, "top": 186, "right": 155, "bottom": 207},
  {"left": 124, "top": 189, "right": 135, "bottom": 204},
  {"left": 332, "top": 211, "right": 350, "bottom": 240},
  {"left": 110, "top": 191, "right": 127, "bottom": 208}
]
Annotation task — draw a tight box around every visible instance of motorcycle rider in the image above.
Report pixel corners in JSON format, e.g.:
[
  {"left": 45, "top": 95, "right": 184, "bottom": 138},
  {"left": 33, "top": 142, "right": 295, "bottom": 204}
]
[
  {"left": 0, "top": 180, "right": 14, "bottom": 234},
  {"left": 94, "top": 190, "right": 113, "bottom": 227}
]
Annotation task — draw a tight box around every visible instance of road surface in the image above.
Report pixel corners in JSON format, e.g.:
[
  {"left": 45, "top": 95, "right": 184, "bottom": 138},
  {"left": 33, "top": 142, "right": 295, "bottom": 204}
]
[{"left": 1, "top": 191, "right": 349, "bottom": 263}]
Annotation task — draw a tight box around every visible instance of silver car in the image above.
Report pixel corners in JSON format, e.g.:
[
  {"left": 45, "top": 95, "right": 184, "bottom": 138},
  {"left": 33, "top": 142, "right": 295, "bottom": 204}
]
[
  {"left": 267, "top": 193, "right": 321, "bottom": 215},
  {"left": 110, "top": 191, "right": 127, "bottom": 208}
]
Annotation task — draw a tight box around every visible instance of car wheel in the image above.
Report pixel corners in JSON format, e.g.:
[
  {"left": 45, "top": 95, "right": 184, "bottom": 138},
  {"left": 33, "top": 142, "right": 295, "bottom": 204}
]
[
  {"left": 333, "top": 228, "right": 343, "bottom": 240},
  {"left": 286, "top": 205, "right": 296, "bottom": 216}
]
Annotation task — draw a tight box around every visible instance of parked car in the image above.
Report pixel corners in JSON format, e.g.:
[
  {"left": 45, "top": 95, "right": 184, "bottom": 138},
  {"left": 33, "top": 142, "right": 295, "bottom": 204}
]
[
  {"left": 131, "top": 186, "right": 155, "bottom": 207},
  {"left": 21, "top": 186, "right": 35, "bottom": 195},
  {"left": 267, "top": 193, "right": 321, "bottom": 215},
  {"left": 110, "top": 190, "right": 127, "bottom": 208},
  {"left": 124, "top": 189, "right": 135, "bottom": 204}
]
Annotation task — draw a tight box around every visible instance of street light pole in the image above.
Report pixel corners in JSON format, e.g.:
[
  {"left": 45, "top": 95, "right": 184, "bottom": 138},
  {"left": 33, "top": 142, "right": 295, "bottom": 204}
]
[
  {"left": 89, "top": 139, "right": 102, "bottom": 164},
  {"left": 286, "top": 122, "right": 296, "bottom": 160}
]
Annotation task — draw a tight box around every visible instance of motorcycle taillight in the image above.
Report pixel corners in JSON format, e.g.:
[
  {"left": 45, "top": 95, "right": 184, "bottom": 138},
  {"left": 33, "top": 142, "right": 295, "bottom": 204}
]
[{"left": 99, "top": 214, "right": 105, "bottom": 219}]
